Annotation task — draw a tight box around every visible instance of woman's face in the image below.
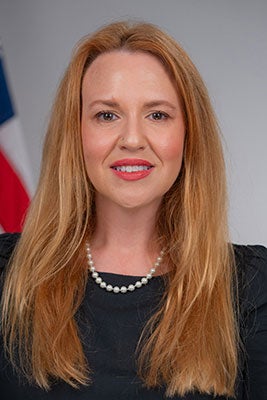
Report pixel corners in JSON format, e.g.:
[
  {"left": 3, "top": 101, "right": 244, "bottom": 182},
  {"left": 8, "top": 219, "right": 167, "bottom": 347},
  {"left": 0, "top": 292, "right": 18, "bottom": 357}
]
[{"left": 81, "top": 50, "right": 185, "bottom": 210}]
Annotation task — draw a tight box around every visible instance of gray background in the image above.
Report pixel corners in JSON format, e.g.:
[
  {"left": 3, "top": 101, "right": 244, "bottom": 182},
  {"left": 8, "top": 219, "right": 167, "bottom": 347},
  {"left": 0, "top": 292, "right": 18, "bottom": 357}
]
[{"left": 0, "top": 0, "right": 266, "bottom": 245}]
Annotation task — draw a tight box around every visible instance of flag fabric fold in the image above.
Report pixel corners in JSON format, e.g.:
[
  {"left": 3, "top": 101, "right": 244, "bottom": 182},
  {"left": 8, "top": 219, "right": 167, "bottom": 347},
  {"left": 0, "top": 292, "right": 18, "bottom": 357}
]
[{"left": 0, "top": 52, "right": 32, "bottom": 232}]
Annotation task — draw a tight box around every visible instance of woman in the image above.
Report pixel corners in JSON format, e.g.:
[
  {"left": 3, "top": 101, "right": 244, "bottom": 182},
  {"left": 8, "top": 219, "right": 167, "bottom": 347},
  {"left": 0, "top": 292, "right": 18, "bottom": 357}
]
[{"left": 0, "top": 21, "right": 266, "bottom": 399}]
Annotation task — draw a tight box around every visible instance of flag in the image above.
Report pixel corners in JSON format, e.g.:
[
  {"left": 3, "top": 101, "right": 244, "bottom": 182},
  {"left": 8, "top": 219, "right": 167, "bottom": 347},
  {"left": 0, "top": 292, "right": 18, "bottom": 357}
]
[{"left": 0, "top": 50, "right": 33, "bottom": 232}]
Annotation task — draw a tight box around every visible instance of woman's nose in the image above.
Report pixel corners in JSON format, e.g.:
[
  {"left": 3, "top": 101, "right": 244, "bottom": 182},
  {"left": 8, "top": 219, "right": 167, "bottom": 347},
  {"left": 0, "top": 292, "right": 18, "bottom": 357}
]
[{"left": 118, "top": 118, "right": 147, "bottom": 151}]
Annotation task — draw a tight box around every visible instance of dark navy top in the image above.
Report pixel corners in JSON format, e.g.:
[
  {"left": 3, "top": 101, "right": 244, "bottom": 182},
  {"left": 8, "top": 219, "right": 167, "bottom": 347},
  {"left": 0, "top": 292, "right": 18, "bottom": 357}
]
[{"left": 0, "top": 233, "right": 267, "bottom": 399}]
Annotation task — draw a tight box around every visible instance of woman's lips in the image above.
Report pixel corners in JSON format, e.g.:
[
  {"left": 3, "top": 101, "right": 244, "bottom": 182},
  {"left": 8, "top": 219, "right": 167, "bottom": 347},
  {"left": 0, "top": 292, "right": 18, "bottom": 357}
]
[{"left": 110, "top": 159, "right": 154, "bottom": 181}]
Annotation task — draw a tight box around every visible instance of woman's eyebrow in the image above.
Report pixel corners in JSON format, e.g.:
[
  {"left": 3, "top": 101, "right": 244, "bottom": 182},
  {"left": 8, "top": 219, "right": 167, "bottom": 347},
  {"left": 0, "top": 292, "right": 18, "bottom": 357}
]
[
  {"left": 88, "top": 100, "right": 120, "bottom": 108},
  {"left": 88, "top": 99, "right": 177, "bottom": 110},
  {"left": 142, "top": 100, "right": 177, "bottom": 110}
]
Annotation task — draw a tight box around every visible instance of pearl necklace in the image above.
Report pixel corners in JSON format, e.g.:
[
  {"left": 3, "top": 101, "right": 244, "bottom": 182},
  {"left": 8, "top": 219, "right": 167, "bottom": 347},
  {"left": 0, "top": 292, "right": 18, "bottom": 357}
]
[{"left": 85, "top": 242, "right": 165, "bottom": 294}]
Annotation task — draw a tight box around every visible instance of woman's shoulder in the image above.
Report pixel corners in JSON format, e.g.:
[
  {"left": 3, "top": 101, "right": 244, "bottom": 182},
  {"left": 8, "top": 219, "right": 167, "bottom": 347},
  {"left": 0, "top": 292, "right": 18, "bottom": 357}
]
[
  {"left": 233, "top": 243, "right": 267, "bottom": 312},
  {"left": 234, "top": 243, "right": 267, "bottom": 277},
  {"left": 0, "top": 233, "right": 20, "bottom": 271},
  {"left": 233, "top": 245, "right": 267, "bottom": 397}
]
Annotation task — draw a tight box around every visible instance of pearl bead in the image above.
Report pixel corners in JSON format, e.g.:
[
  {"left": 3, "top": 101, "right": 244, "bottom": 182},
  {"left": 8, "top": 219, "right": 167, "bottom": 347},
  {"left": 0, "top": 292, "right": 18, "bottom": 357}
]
[{"left": 85, "top": 242, "right": 165, "bottom": 294}]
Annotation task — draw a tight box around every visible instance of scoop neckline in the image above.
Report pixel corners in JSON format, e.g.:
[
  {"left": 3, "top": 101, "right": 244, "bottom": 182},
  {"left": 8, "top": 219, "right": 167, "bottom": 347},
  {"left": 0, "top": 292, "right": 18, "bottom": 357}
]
[{"left": 90, "top": 270, "right": 168, "bottom": 279}]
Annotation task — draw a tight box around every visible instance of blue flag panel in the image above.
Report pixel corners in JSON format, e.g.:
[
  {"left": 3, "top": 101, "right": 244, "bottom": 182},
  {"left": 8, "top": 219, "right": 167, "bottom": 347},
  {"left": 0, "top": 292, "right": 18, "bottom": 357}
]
[{"left": 0, "top": 57, "right": 15, "bottom": 125}]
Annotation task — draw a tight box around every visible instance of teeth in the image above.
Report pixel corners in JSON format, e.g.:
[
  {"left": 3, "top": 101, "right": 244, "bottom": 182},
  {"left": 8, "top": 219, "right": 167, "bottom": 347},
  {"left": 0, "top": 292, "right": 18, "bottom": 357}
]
[{"left": 114, "top": 165, "right": 151, "bottom": 172}]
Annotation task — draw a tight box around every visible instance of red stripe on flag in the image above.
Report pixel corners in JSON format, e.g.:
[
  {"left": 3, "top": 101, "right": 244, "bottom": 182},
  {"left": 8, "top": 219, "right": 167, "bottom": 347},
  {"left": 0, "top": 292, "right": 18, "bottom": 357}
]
[{"left": 0, "top": 149, "right": 30, "bottom": 232}]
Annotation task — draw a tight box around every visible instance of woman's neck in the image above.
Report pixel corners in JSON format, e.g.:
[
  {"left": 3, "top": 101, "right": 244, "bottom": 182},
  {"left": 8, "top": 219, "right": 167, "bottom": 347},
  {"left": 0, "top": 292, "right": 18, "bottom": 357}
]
[{"left": 89, "top": 196, "right": 164, "bottom": 276}]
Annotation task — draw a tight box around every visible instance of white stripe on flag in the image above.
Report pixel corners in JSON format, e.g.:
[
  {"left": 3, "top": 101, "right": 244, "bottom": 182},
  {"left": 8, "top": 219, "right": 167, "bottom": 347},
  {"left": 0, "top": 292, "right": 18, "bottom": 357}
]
[{"left": 0, "top": 116, "right": 34, "bottom": 195}]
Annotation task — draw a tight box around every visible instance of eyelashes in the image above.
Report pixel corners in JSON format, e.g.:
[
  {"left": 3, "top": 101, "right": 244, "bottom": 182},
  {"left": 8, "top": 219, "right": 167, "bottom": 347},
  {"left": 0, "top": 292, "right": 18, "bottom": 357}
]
[
  {"left": 95, "top": 111, "right": 118, "bottom": 121},
  {"left": 149, "top": 111, "right": 169, "bottom": 120},
  {"left": 95, "top": 110, "right": 170, "bottom": 122}
]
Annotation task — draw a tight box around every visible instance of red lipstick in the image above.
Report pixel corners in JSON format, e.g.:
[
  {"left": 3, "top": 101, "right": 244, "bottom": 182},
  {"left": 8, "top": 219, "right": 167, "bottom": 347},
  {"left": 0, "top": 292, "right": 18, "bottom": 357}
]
[{"left": 110, "top": 158, "right": 154, "bottom": 181}]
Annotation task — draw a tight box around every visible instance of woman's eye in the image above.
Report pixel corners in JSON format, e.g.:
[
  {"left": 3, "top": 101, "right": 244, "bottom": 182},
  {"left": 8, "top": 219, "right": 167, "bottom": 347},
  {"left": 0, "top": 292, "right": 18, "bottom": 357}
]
[
  {"left": 96, "top": 111, "right": 118, "bottom": 121},
  {"left": 149, "top": 111, "right": 168, "bottom": 120}
]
